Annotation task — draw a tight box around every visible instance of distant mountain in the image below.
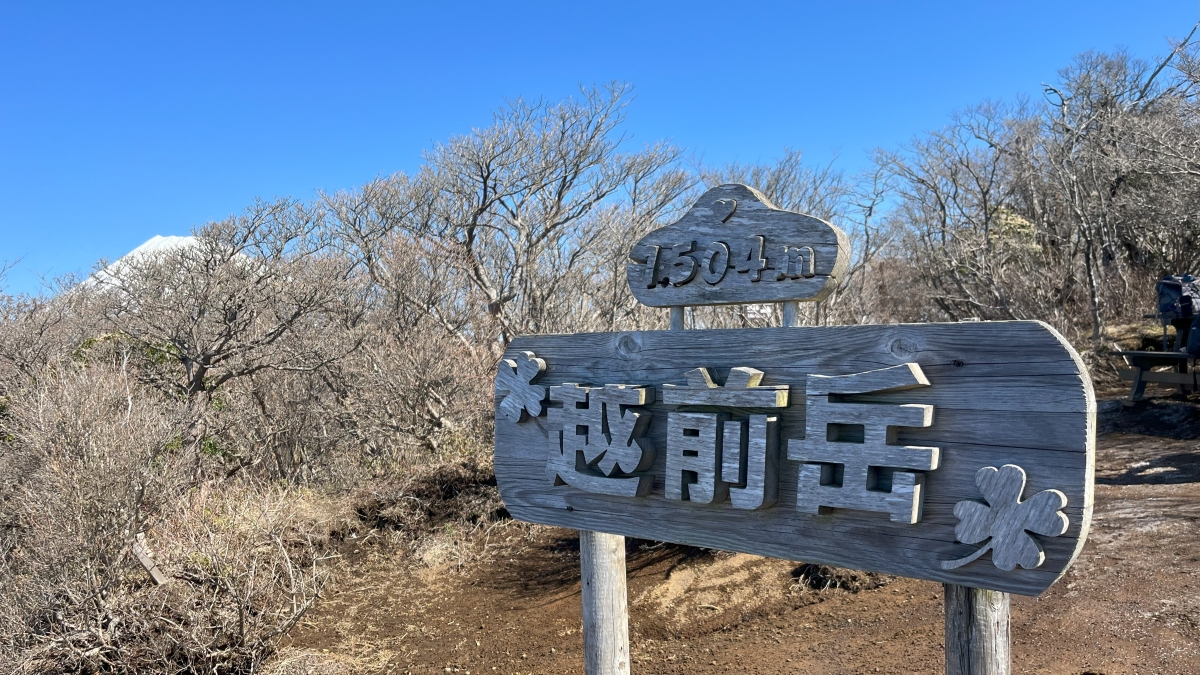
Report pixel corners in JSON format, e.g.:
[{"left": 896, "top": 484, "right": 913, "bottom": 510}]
[
  {"left": 86, "top": 235, "right": 198, "bottom": 288},
  {"left": 120, "top": 235, "right": 197, "bottom": 258}
]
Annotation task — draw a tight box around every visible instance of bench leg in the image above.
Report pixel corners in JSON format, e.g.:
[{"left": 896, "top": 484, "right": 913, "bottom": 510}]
[
  {"left": 1126, "top": 368, "right": 1147, "bottom": 406},
  {"left": 1174, "top": 361, "right": 1190, "bottom": 396}
]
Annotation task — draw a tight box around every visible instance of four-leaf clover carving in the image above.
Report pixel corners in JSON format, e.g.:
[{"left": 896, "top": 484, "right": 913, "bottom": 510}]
[{"left": 942, "top": 464, "right": 1069, "bottom": 571}]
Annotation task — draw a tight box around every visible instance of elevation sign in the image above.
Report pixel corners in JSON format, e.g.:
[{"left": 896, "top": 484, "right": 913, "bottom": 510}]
[{"left": 626, "top": 183, "right": 850, "bottom": 307}]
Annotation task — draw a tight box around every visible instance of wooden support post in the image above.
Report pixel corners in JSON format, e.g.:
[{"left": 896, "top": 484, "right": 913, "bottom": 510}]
[
  {"left": 580, "top": 530, "right": 631, "bottom": 675},
  {"left": 781, "top": 300, "right": 798, "bottom": 328},
  {"left": 578, "top": 305, "right": 691, "bottom": 673},
  {"left": 669, "top": 306, "right": 685, "bottom": 331},
  {"left": 944, "top": 584, "right": 1010, "bottom": 675}
]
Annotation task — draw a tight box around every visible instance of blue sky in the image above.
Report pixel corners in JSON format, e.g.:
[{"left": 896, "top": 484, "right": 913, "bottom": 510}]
[{"left": 2, "top": 1, "right": 1197, "bottom": 295}]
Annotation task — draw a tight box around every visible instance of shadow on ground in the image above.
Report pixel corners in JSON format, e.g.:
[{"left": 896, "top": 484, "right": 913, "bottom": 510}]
[
  {"left": 1096, "top": 451, "right": 1200, "bottom": 485},
  {"left": 1098, "top": 397, "right": 1200, "bottom": 438},
  {"left": 1096, "top": 397, "right": 1200, "bottom": 486},
  {"left": 482, "top": 535, "right": 717, "bottom": 599}
]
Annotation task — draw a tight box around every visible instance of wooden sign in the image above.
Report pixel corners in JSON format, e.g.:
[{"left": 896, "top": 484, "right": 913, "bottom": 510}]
[
  {"left": 625, "top": 184, "right": 850, "bottom": 307},
  {"left": 493, "top": 321, "right": 1094, "bottom": 597}
]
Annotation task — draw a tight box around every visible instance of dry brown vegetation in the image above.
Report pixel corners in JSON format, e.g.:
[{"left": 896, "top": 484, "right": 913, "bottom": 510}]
[{"left": 3, "top": 31, "right": 1200, "bottom": 673}]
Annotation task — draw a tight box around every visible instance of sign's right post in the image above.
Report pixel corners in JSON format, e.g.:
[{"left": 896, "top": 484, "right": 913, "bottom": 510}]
[{"left": 945, "top": 585, "right": 1010, "bottom": 675}]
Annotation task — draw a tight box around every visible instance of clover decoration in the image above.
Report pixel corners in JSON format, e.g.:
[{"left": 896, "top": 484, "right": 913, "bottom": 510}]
[
  {"left": 942, "top": 464, "right": 1069, "bottom": 571},
  {"left": 496, "top": 351, "right": 547, "bottom": 423}
]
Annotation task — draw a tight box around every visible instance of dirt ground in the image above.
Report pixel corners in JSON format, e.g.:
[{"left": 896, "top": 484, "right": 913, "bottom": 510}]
[{"left": 280, "top": 389, "right": 1200, "bottom": 675}]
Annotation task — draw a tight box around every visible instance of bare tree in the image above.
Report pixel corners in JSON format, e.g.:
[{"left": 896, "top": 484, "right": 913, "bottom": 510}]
[
  {"left": 406, "top": 83, "right": 690, "bottom": 344},
  {"left": 92, "top": 200, "right": 366, "bottom": 478},
  {"left": 100, "top": 199, "right": 360, "bottom": 400},
  {"left": 1034, "top": 25, "right": 1200, "bottom": 339}
]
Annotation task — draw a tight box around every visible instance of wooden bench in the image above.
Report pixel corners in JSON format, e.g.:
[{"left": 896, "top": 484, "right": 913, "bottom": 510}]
[{"left": 1116, "top": 350, "right": 1195, "bottom": 402}]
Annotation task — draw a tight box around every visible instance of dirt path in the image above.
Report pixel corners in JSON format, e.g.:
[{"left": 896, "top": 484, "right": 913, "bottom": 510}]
[{"left": 280, "top": 398, "right": 1200, "bottom": 675}]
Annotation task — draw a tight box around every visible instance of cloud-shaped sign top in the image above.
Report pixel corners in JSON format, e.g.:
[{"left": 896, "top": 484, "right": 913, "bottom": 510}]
[{"left": 626, "top": 184, "right": 850, "bottom": 307}]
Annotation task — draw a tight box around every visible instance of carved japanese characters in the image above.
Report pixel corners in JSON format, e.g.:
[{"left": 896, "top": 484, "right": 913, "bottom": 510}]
[
  {"left": 496, "top": 351, "right": 547, "bottom": 421},
  {"left": 942, "top": 465, "right": 1070, "bottom": 571},
  {"left": 787, "top": 363, "right": 940, "bottom": 524},
  {"left": 493, "top": 323, "right": 1094, "bottom": 596},
  {"left": 663, "top": 366, "right": 788, "bottom": 407},
  {"left": 626, "top": 184, "right": 851, "bottom": 307},
  {"left": 663, "top": 366, "right": 785, "bottom": 509},
  {"left": 546, "top": 383, "right": 656, "bottom": 497},
  {"left": 666, "top": 412, "right": 730, "bottom": 504}
]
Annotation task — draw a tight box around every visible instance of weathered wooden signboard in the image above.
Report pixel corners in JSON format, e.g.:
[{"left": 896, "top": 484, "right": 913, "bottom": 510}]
[
  {"left": 494, "top": 322, "right": 1093, "bottom": 597},
  {"left": 493, "top": 182, "right": 1094, "bottom": 674}
]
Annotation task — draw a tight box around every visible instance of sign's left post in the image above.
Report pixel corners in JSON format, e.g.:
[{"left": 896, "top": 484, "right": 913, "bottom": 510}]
[{"left": 579, "top": 529, "right": 630, "bottom": 674}]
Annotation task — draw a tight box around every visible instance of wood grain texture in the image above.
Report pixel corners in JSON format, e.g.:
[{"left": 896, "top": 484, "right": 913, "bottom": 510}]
[
  {"left": 494, "top": 320, "right": 1095, "bottom": 596},
  {"left": 626, "top": 184, "right": 851, "bottom": 307},
  {"left": 546, "top": 383, "right": 655, "bottom": 497},
  {"left": 729, "top": 414, "right": 779, "bottom": 510},
  {"left": 660, "top": 410, "right": 779, "bottom": 509},
  {"left": 579, "top": 530, "right": 631, "bottom": 675},
  {"left": 807, "top": 361, "right": 931, "bottom": 394},
  {"left": 792, "top": 362, "right": 940, "bottom": 526},
  {"left": 790, "top": 363, "right": 939, "bottom": 524},
  {"left": 782, "top": 301, "right": 799, "bottom": 328},
  {"left": 669, "top": 306, "right": 685, "bottom": 331},
  {"left": 944, "top": 584, "right": 1010, "bottom": 675},
  {"left": 666, "top": 412, "right": 730, "bottom": 503}
]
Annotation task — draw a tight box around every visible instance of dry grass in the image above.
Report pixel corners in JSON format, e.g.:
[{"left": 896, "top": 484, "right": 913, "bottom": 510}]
[{"left": 0, "top": 363, "right": 341, "bottom": 673}]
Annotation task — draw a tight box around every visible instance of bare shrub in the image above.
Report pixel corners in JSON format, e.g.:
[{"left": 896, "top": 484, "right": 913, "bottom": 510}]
[
  {"left": 0, "top": 280, "right": 105, "bottom": 389},
  {"left": 331, "top": 323, "right": 493, "bottom": 468},
  {"left": 790, "top": 563, "right": 892, "bottom": 594},
  {"left": 0, "top": 361, "right": 187, "bottom": 671},
  {"left": 0, "top": 362, "right": 334, "bottom": 673}
]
